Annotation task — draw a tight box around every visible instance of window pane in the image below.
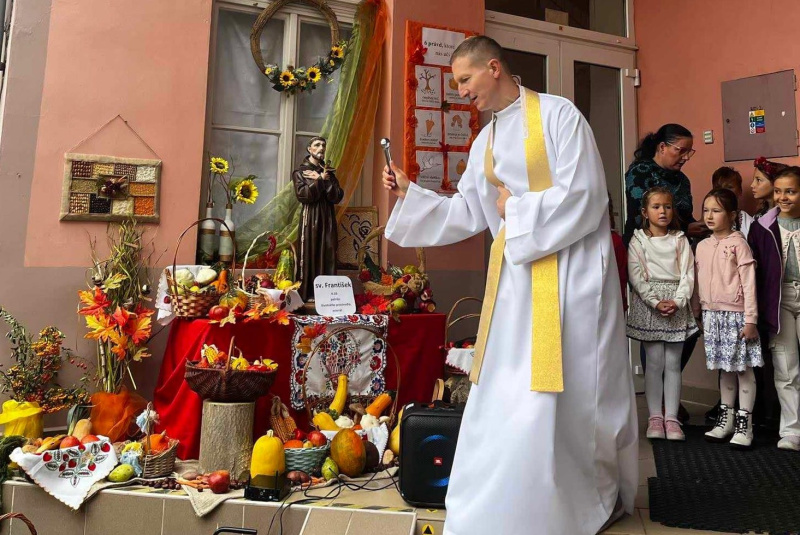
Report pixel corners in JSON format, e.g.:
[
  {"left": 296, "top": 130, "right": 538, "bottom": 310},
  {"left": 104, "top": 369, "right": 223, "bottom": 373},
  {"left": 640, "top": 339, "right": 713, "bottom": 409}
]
[
  {"left": 573, "top": 62, "right": 623, "bottom": 232},
  {"left": 486, "top": 0, "right": 627, "bottom": 38},
  {"left": 294, "top": 135, "right": 316, "bottom": 169},
  {"left": 213, "top": 9, "right": 284, "bottom": 130},
  {"left": 209, "top": 129, "right": 280, "bottom": 227},
  {"left": 296, "top": 22, "right": 352, "bottom": 133},
  {"left": 503, "top": 49, "right": 547, "bottom": 93}
]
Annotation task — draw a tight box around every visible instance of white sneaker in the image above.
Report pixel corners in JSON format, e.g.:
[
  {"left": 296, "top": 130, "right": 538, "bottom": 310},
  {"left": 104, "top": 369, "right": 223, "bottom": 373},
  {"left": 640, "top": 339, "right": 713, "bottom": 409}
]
[
  {"left": 705, "top": 404, "right": 734, "bottom": 442},
  {"left": 777, "top": 435, "right": 800, "bottom": 451},
  {"left": 729, "top": 409, "right": 753, "bottom": 449}
]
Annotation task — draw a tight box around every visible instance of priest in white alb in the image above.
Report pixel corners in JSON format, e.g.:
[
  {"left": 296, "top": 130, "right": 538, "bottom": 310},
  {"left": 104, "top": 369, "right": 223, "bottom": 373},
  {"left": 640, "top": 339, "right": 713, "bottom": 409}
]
[{"left": 382, "top": 36, "right": 638, "bottom": 534}]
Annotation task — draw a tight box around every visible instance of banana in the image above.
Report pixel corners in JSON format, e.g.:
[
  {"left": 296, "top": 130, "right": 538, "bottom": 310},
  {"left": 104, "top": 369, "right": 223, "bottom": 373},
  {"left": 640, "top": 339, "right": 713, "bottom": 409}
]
[
  {"left": 328, "top": 374, "right": 348, "bottom": 415},
  {"left": 35, "top": 434, "right": 66, "bottom": 454}
]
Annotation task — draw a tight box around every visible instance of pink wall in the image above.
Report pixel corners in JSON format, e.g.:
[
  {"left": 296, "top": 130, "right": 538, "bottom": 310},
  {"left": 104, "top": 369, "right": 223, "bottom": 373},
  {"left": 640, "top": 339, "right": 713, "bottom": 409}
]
[
  {"left": 635, "top": 0, "right": 800, "bottom": 216},
  {"left": 24, "top": 0, "right": 213, "bottom": 267},
  {"left": 374, "top": 0, "right": 486, "bottom": 272}
]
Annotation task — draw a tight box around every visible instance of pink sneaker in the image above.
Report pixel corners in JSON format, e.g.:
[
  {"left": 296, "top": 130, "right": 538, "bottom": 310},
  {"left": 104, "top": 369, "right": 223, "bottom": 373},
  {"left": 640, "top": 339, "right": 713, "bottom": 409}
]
[
  {"left": 646, "top": 416, "right": 665, "bottom": 439},
  {"left": 665, "top": 418, "right": 685, "bottom": 441}
]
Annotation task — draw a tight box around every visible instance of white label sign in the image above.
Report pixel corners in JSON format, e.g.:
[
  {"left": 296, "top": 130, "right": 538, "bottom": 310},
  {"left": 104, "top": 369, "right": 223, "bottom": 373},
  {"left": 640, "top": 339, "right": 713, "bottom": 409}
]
[
  {"left": 415, "top": 65, "right": 442, "bottom": 108},
  {"left": 422, "top": 27, "right": 465, "bottom": 67},
  {"left": 313, "top": 276, "right": 356, "bottom": 316}
]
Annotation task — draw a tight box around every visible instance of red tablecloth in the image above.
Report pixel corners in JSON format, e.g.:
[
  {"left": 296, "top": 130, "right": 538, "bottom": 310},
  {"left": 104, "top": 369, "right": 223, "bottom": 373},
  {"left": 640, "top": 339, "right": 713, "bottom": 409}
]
[{"left": 154, "top": 314, "right": 446, "bottom": 459}]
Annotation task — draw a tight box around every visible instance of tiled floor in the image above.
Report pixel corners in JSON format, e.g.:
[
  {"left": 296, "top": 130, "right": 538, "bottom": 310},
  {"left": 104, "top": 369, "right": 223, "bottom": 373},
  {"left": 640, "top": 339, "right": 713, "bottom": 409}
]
[{"left": 598, "top": 395, "right": 760, "bottom": 535}]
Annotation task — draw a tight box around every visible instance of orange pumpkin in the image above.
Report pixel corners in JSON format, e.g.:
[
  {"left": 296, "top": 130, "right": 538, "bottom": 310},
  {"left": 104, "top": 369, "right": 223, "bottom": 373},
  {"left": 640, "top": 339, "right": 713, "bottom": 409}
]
[
  {"left": 283, "top": 439, "right": 304, "bottom": 449},
  {"left": 330, "top": 429, "right": 366, "bottom": 477}
]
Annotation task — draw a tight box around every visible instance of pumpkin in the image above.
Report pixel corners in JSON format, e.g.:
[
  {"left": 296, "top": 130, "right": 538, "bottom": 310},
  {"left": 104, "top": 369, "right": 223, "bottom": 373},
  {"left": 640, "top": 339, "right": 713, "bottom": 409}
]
[
  {"left": 251, "top": 430, "right": 285, "bottom": 478},
  {"left": 330, "top": 429, "right": 366, "bottom": 477},
  {"left": 219, "top": 289, "right": 248, "bottom": 312}
]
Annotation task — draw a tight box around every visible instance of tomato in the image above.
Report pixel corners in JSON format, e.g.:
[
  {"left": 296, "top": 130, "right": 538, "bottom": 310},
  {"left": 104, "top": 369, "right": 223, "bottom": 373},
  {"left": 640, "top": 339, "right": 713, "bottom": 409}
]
[{"left": 208, "top": 305, "right": 229, "bottom": 321}]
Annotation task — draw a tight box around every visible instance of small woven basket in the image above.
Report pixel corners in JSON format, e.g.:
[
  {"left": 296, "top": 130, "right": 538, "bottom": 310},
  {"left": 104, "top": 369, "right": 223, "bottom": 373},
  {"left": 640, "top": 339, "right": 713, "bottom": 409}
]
[
  {"left": 165, "top": 218, "right": 236, "bottom": 319},
  {"left": 239, "top": 231, "right": 297, "bottom": 310},
  {"left": 356, "top": 226, "right": 425, "bottom": 296},
  {"left": 0, "top": 513, "right": 36, "bottom": 534},
  {"left": 284, "top": 445, "right": 329, "bottom": 473},
  {"left": 185, "top": 337, "right": 277, "bottom": 402},
  {"left": 141, "top": 403, "right": 178, "bottom": 479},
  {"left": 302, "top": 325, "right": 401, "bottom": 429}
]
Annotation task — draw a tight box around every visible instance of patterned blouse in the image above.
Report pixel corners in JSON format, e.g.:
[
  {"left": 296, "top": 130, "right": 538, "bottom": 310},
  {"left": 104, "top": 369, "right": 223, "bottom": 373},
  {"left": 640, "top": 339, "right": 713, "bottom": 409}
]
[{"left": 622, "top": 158, "right": 695, "bottom": 245}]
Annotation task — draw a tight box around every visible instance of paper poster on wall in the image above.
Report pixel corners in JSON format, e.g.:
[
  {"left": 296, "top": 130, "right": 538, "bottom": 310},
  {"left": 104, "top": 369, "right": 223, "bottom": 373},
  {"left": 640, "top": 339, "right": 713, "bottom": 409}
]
[
  {"left": 422, "top": 27, "right": 465, "bottom": 66},
  {"left": 749, "top": 107, "right": 766, "bottom": 134},
  {"left": 415, "top": 110, "right": 442, "bottom": 147},
  {"left": 444, "top": 111, "right": 472, "bottom": 146},
  {"left": 415, "top": 151, "right": 444, "bottom": 191},
  {"left": 416, "top": 66, "right": 442, "bottom": 107},
  {"left": 443, "top": 73, "right": 469, "bottom": 105},
  {"left": 446, "top": 151, "right": 469, "bottom": 192}
]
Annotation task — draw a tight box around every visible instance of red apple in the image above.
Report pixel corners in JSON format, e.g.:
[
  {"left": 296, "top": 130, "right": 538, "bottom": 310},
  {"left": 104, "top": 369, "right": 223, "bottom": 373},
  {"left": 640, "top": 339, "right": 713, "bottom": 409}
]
[
  {"left": 293, "top": 428, "right": 307, "bottom": 442},
  {"left": 207, "top": 470, "right": 230, "bottom": 494},
  {"left": 307, "top": 430, "right": 327, "bottom": 448},
  {"left": 59, "top": 436, "right": 81, "bottom": 449},
  {"left": 208, "top": 305, "right": 229, "bottom": 321},
  {"left": 81, "top": 434, "right": 100, "bottom": 444}
]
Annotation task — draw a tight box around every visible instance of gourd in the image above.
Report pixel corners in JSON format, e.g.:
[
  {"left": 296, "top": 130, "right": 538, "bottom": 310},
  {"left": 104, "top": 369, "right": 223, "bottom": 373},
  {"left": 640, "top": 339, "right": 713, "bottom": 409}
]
[
  {"left": 388, "top": 407, "right": 403, "bottom": 456},
  {"left": 219, "top": 288, "right": 248, "bottom": 311},
  {"left": 328, "top": 374, "right": 348, "bottom": 416},
  {"left": 365, "top": 391, "right": 394, "bottom": 417},
  {"left": 330, "top": 429, "right": 366, "bottom": 477},
  {"left": 274, "top": 249, "right": 295, "bottom": 284},
  {"left": 250, "top": 430, "right": 286, "bottom": 478},
  {"left": 313, "top": 411, "right": 340, "bottom": 431}
]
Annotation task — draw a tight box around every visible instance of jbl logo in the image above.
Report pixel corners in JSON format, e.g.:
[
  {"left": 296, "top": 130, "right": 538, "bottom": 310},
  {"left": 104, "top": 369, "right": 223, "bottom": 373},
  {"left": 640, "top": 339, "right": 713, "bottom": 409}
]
[{"left": 433, "top": 457, "right": 443, "bottom": 466}]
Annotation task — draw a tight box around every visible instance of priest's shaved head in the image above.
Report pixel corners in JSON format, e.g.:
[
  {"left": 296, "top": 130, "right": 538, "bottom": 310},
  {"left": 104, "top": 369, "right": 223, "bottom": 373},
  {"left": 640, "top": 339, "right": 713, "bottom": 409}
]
[
  {"left": 450, "top": 36, "right": 518, "bottom": 112},
  {"left": 450, "top": 35, "right": 511, "bottom": 74}
]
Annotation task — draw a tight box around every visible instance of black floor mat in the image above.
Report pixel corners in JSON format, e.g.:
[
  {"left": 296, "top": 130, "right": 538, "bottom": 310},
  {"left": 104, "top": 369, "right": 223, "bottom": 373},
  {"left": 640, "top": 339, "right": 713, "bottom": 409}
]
[{"left": 649, "top": 425, "right": 800, "bottom": 534}]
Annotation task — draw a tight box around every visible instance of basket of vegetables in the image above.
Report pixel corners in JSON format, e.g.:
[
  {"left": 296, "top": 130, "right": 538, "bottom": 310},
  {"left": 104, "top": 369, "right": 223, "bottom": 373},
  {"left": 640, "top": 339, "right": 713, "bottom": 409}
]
[
  {"left": 165, "top": 218, "right": 235, "bottom": 319},
  {"left": 239, "top": 231, "right": 298, "bottom": 310},
  {"left": 184, "top": 337, "right": 278, "bottom": 402},
  {"left": 301, "top": 325, "right": 401, "bottom": 432}
]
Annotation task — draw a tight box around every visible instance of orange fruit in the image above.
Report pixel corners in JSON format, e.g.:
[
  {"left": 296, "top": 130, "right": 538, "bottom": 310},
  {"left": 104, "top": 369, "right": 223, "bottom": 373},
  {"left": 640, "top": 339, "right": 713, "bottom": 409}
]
[{"left": 283, "top": 439, "right": 304, "bottom": 449}]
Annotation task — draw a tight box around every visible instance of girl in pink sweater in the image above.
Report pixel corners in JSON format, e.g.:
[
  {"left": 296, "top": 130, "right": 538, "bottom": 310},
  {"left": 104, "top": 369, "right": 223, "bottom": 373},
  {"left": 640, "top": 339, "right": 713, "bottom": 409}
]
[{"left": 693, "top": 188, "right": 763, "bottom": 448}]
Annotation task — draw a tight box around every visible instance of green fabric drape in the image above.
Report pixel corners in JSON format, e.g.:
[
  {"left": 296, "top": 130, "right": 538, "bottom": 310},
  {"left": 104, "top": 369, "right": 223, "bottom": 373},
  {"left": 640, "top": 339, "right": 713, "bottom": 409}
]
[{"left": 236, "top": 0, "right": 386, "bottom": 261}]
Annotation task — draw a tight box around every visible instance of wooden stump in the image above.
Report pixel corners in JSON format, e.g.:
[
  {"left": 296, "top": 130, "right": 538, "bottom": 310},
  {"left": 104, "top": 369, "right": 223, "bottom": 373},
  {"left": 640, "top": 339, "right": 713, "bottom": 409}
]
[{"left": 199, "top": 401, "right": 254, "bottom": 479}]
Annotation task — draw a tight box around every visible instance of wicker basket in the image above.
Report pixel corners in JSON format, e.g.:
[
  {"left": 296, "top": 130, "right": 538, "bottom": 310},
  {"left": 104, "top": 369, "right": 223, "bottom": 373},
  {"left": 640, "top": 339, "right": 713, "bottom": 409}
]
[
  {"left": 444, "top": 297, "right": 482, "bottom": 377},
  {"left": 185, "top": 337, "right": 277, "bottom": 402},
  {"left": 302, "top": 325, "right": 401, "bottom": 428},
  {"left": 0, "top": 513, "right": 36, "bottom": 534},
  {"left": 165, "top": 218, "right": 236, "bottom": 319},
  {"left": 140, "top": 403, "right": 178, "bottom": 479},
  {"left": 239, "top": 231, "right": 297, "bottom": 310},
  {"left": 356, "top": 226, "right": 426, "bottom": 296},
  {"left": 284, "top": 445, "right": 329, "bottom": 473}
]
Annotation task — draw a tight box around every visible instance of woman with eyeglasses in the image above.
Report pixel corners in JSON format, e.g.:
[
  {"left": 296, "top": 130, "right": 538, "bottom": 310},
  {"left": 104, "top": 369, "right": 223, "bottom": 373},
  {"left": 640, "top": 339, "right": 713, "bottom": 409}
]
[
  {"left": 623, "top": 124, "right": 707, "bottom": 424},
  {"left": 623, "top": 124, "right": 708, "bottom": 246}
]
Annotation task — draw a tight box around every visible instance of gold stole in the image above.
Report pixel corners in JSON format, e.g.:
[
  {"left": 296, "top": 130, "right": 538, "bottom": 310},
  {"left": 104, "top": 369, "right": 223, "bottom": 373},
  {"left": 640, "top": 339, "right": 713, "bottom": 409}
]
[{"left": 469, "top": 88, "right": 564, "bottom": 393}]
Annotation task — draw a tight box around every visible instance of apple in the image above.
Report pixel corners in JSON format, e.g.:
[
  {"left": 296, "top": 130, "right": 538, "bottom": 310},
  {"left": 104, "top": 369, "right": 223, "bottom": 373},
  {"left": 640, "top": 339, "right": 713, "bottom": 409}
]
[
  {"left": 390, "top": 298, "right": 408, "bottom": 314},
  {"left": 208, "top": 305, "right": 229, "bottom": 321},
  {"left": 81, "top": 434, "right": 100, "bottom": 444},
  {"left": 207, "top": 470, "right": 230, "bottom": 494},
  {"left": 307, "top": 430, "right": 327, "bottom": 448},
  {"left": 293, "top": 428, "right": 307, "bottom": 442},
  {"left": 59, "top": 436, "right": 81, "bottom": 449},
  {"left": 302, "top": 441, "right": 314, "bottom": 449}
]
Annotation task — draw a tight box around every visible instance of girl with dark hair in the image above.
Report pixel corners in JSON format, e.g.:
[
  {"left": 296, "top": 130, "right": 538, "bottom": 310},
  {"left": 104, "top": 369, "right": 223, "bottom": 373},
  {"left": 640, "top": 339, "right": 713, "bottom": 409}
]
[
  {"left": 712, "top": 166, "right": 753, "bottom": 237},
  {"left": 752, "top": 156, "right": 788, "bottom": 217},
  {"left": 692, "top": 189, "right": 762, "bottom": 448},
  {"left": 749, "top": 166, "right": 800, "bottom": 451},
  {"left": 623, "top": 124, "right": 707, "bottom": 245},
  {"left": 627, "top": 188, "right": 698, "bottom": 441}
]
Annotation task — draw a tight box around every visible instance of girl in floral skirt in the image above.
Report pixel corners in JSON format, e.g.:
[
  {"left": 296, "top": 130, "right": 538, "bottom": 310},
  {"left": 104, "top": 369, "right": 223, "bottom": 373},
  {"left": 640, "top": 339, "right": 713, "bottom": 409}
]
[
  {"left": 628, "top": 187, "right": 698, "bottom": 441},
  {"left": 692, "top": 188, "right": 762, "bottom": 448}
]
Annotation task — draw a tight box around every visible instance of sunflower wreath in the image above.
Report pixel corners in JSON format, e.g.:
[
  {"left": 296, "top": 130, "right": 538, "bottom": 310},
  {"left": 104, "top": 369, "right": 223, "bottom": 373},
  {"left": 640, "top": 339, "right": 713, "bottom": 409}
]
[{"left": 251, "top": 0, "right": 347, "bottom": 95}]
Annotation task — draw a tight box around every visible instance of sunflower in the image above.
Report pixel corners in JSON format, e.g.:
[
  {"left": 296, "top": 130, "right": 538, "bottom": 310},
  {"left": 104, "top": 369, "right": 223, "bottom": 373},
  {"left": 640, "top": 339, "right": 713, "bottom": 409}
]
[
  {"left": 330, "top": 46, "right": 344, "bottom": 59},
  {"left": 210, "top": 157, "right": 229, "bottom": 175},
  {"left": 307, "top": 66, "right": 322, "bottom": 83},
  {"left": 265, "top": 66, "right": 274, "bottom": 76},
  {"left": 279, "top": 70, "right": 296, "bottom": 87},
  {"left": 234, "top": 178, "right": 259, "bottom": 204}
]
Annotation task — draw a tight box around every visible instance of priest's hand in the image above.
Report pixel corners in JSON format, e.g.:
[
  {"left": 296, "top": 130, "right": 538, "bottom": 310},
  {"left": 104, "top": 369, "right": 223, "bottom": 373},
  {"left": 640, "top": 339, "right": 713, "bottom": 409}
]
[
  {"left": 382, "top": 161, "right": 410, "bottom": 199},
  {"left": 496, "top": 186, "right": 511, "bottom": 219}
]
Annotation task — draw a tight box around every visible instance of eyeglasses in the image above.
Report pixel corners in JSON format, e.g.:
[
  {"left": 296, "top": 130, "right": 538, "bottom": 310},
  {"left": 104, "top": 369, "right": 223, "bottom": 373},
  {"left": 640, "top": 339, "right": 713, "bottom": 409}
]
[{"left": 666, "top": 141, "right": 696, "bottom": 159}]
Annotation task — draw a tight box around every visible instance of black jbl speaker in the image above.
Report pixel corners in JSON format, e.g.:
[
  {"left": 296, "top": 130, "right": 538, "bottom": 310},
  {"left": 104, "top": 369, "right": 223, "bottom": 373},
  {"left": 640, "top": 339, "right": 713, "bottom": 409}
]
[{"left": 398, "top": 400, "right": 464, "bottom": 508}]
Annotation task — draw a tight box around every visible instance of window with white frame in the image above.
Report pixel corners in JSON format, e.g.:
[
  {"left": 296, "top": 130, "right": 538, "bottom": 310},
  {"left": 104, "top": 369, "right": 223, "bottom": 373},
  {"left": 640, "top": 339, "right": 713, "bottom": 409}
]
[{"left": 206, "top": 1, "right": 361, "bottom": 228}]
